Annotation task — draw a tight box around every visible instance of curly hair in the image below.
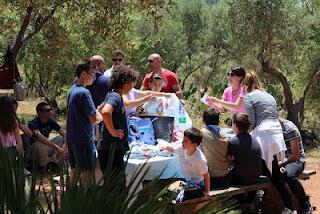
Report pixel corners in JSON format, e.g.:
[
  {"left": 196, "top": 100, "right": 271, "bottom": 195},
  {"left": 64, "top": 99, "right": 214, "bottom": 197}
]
[
  {"left": 0, "top": 96, "right": 17, "bottom": 134},
  {"left": 109, "top": 65, "right": 139, "bottom": 90}
]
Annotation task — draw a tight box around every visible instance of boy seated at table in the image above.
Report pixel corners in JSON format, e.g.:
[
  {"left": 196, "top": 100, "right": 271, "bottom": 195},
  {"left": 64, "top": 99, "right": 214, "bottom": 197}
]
[
  {"left": 149, "top": 73, "right": 163, "bottom": 92},
  {"left": 160, "top": 127, "right": 210, "bottom": 195},
  {"left": 199, "top": 108, "right": 232, "bottom": 188},
  {"left": 228, "top": 112, "right": 262, "bottom": 185}
]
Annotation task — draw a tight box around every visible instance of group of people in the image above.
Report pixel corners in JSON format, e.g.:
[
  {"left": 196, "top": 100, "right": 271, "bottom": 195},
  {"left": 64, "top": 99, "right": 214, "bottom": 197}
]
[
  {"left": 165, "top": 67, "right": 311, "bottom": 214},
  {"left": 66, "top": 51, "right": 183, "bottom": 187},
  {"left": 0, "top": 50, "right": 312, "bottom": 213}
]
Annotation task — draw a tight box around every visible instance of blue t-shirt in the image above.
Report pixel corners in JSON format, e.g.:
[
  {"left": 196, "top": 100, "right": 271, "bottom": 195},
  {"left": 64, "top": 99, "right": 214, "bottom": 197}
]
[
  {"left": 87, "top": 72, "right": 109, "bottom": 107},
  {"left": 28, "top": 117, "right": 61, "bottom": 143},
  {"left": 97, "top": 91, "right": 129, "bottom": 151},
  {"left": 66, "top": 84, "right": 96, "bottom": 146}
]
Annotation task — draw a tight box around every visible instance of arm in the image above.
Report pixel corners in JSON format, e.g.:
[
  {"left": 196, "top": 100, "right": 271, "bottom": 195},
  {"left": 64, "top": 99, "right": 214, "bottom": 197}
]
[
  {"left": 14, "top": 126, "right": 24, "bottom": 155},
  {"left": 138, "top": 90, "right": 172, "bottom": 98},
  {"left": 159, "top": 145, "right": 175, "bottom": 153},
  {"left": 279, "top": 138, "right": 300, "bottom": 167},
  {"left": 19, "top": 123, "right": 33, "bottom": 137},
  {"left": 212, "top": 97, "right": 244, "bottom": 111},
  {"left": 33, "top": 130, "right": 63, "bottom": 153},
  {"left": 88, "top": 110, "right": 103, "bottom": 124},
  {"left": 58, "top": 128, "right": 66, "bottom": 145},
  {"left": 203, "top": 172, "right": 210, "bottom": 194},
  {"left": 207, "top": 97, "right": 225, "bottom": 112},
  {"left": 172, "top": 84, "right": 183, "bottom": 99},
  {"left": 122, "top": 93, "right": 156, "bottom": 109},
  {"left": 243, "top": 95, "right": 256, "bottom": 130},
  {"left": 140, "top": 85, "right": 148, "bottom": 91},
  {"left": 100, "top": 104, "right": 124, "bottom": 139}
]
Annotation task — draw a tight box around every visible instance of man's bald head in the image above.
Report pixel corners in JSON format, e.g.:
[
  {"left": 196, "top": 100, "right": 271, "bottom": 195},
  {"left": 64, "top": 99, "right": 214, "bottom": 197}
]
[
  {"left": 90, "top": 55, "right": 106, "bottom": 73},
  {"left": 148, "top": 53, "right": 162, "bottom": 62},
  {"left": 148, "top": 53, "right": 163, "bottom": 71}
]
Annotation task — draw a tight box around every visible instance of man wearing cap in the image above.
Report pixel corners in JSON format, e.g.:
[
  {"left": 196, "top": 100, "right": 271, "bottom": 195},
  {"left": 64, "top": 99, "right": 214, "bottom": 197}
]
[{"left": 140, "top": 53, "right": 183, "bottom": 99}]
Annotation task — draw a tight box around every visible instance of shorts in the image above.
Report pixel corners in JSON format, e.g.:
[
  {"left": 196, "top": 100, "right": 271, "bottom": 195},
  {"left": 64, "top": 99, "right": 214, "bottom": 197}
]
[{"left": 68, "top": 142, "right": 97, "bottom": 171}]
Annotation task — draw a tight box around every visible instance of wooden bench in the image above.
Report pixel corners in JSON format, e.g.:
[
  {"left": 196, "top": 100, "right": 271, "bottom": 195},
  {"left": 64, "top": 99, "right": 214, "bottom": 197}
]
[
  {"left": 173, "top": 170, "right": 316, "bottom": 213},
  {"left": 173, "top": 179, "right": 281, "bottom": 214},
  {"left": 298, "top": 169, "right": 316, "bottom": 180}
]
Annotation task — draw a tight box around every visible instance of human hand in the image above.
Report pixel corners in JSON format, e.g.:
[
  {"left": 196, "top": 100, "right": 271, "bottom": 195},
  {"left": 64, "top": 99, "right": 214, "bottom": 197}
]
[
  {"left": 97, "top": 102, "right": 105, "bottom": 113},
  {"left": 113, "top": 129, "right": 124, "bottom": 139},
  {"left": 206, "top": 96, "right": 215, "bottom": 106},
  {"left": 55, "top": 145, "right": 64, "bottom": 154},
  {"left": 145, "top": 94, "right": 156, "bottom": 102},
  {"left": 278, "top": 158, "right": 287, "bottom": 167},
  {"left": 17, "top": 146, "right": 25, "bottom": 157},
  {"left": 159, "top": 146, "right": 168, "bottom": 151}
]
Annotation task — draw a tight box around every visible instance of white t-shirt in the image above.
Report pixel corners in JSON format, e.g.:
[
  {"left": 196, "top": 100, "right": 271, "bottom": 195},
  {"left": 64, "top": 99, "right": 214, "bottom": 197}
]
[
  {"left": 104, "top": 67, "right": 113, "bottom": 78},
  {"left": 125, "top": 88, "right": 140, "bottom": 118},
  {"left": 174, "top": 145, "right": 208, "bottom": 184}
]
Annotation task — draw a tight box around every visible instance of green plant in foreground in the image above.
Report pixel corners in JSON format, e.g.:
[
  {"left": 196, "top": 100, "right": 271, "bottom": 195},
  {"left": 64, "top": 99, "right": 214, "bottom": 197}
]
[{"left": 1, "top": 147, "right": 240, "bottom": 213}]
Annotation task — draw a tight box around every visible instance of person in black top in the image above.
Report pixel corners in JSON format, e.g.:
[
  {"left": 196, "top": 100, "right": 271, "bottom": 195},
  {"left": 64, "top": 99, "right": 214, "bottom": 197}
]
[
  {"left": 227, "top": 112, "right": 262, "bottom": 185},
  {"left": 28, "top": 102, "right": 65, "bottom": 168},
  {"left": 97, "top": 65, "right": 138, "bottom": 181}
]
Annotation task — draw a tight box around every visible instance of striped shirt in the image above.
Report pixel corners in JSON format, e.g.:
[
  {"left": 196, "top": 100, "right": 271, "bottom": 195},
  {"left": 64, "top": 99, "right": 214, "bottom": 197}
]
[
  {"left": 281, "top": 119, "right": 305, "bottom": 162},
  {"left": 244, "top": 90, "right": 278, "bottom": 129}
]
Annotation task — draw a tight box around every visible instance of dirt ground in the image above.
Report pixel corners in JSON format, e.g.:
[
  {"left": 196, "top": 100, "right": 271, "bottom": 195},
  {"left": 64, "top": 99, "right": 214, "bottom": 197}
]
[{"left": 301, "top": 158, "right": 320, "bottom": 214}]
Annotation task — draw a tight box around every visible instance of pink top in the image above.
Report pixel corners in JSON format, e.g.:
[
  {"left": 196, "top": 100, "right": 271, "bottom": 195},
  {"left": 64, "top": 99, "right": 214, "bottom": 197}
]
[
  {"left": 222, "top": 86, "right": 245, "bottom": 113},
  {"left": 0, "top": 120, "right": 18, "bottom": 148}
]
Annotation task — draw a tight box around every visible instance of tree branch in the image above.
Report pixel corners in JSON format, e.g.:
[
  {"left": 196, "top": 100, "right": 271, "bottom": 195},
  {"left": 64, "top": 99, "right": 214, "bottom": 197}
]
[
  {"left": 12, "top": 3, "right": 34, "bottom": 60},
  {"left": 22, "top": 6, "right": 57, "bottom": 43},
  {"left": 181, "top": 50, "right": 220, "bottom": 89},
  {"left": 303, "top": 69, "right": 320, "bottom": 98},
  {"left": 263, "top": 65, "right": 294, "bottom": 106}
]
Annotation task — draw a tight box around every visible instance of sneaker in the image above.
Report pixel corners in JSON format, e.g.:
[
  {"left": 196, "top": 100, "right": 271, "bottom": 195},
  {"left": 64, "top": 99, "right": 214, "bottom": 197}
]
[
  {"left": 301, "top": 202, "right": 313, "bottom": 214},
  {"left": 24, "top": 168, "right": 31, "bottom": 176},
  {"left": 281, "top": 207, "right": 298, "bottom": 214}
]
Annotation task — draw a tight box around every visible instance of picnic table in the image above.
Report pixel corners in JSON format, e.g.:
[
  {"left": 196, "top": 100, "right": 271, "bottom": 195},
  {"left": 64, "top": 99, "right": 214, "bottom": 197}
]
[{"left": 125, "top": 155, "right": 184, "bottom": 195}]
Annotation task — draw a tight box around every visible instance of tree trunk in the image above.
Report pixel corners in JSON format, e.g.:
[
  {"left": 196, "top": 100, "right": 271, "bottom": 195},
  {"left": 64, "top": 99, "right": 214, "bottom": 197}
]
[{"left": 259, "top": 59, "right": 320, "bottom": 129}]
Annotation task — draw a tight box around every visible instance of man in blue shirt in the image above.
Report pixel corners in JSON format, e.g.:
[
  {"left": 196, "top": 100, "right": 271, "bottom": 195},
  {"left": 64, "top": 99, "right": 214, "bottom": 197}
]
[
  {"left": 66, "top": 59, "right": 102, "bottom": 187},
  {"left": 28, "top": 102, "right": 65, "bottom": 169},
  {"left": 88, "top": 55, "right": 110, "bottom": 107}
]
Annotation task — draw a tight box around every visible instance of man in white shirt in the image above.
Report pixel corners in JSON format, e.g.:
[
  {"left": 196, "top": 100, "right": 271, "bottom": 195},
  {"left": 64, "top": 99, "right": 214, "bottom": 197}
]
[{"left": 104, "top": 50, "right": 125, "bottom": 78}]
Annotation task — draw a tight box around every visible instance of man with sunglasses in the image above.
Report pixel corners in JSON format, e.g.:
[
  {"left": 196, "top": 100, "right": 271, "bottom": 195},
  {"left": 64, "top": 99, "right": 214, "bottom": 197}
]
[
  {"left": 104, "top": 50, "right": 125, "bottom": 78},
  {"left": 28, "top": 102, "right": 65, "bottom": 170},
  {"left": 67, "top": 59, "right": 102, "bottom": 187},
  {"left": 140, "top": 53, "right": 183, "bottom": 99}
]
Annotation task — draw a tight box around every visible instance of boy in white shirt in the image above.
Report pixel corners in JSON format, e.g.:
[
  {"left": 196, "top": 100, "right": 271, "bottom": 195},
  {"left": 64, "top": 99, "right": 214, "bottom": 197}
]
[{"left": 161, "top": 127, "right": 210, "bottom": 195}]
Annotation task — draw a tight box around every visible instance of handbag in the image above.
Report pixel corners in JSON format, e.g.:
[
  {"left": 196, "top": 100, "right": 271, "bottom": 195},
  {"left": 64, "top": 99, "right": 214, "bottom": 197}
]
[
  {"left": 12, "top": 62, "right": 25, "bottom": 101},
  {"left": 13, "top": 80, "right": 25, "bottom": 101}
]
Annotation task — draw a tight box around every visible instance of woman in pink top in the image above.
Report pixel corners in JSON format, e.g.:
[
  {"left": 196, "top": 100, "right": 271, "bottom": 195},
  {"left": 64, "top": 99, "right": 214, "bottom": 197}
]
[
  {"left": 207, "top": 67, "right": 246, "bottom": 113},
  {"left": 0, "top": 96, "right": 24, "bottom": 155}
]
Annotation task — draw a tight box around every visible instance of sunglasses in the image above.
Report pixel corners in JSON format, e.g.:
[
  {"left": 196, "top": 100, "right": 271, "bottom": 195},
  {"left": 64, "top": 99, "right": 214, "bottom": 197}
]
[
  {"left": 112, "top": 58, "right": 123, "bottom": 62},
  {"left": 147, "top": 59, "right": 154, "bottom": 63},
  {"left": 42, "top": 108, "right": 53, "bottom": 112},
  {"left": 227, "top": 72, "right": 236, "bottom": 77},
  {"left": 86, "top": 71, "right": 96, "bottom": 78}
]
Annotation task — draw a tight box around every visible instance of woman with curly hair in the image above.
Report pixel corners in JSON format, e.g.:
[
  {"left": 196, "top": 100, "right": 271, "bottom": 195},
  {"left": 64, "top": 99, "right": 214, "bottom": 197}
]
[
  {"left": 0, "top": 96, "right": 24, "bottom": 155},
  {"left": 97, "top": 65, "right": 138, "bottom": 184}
]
